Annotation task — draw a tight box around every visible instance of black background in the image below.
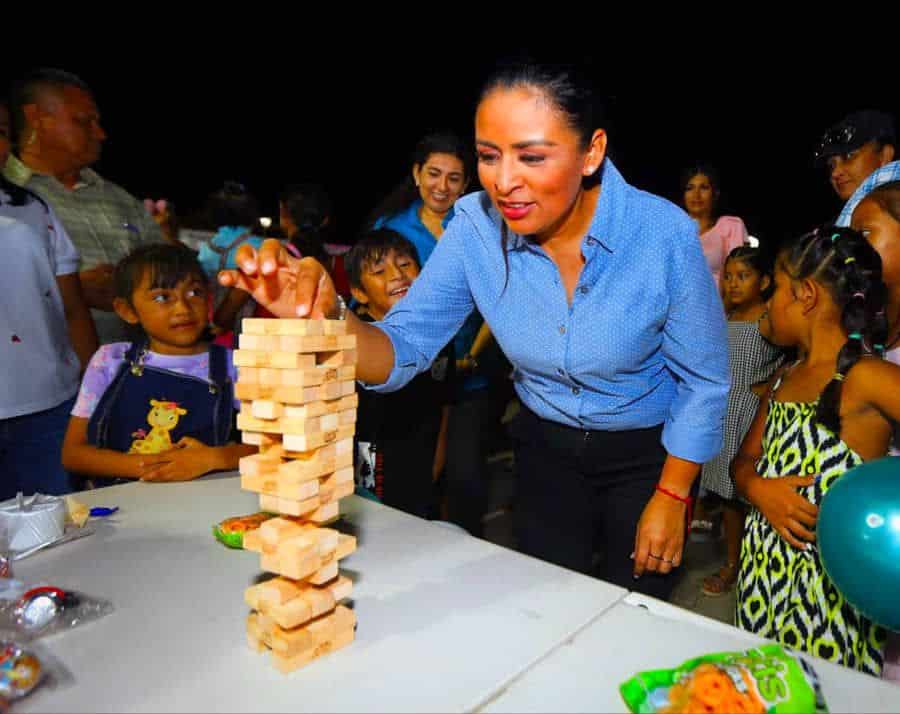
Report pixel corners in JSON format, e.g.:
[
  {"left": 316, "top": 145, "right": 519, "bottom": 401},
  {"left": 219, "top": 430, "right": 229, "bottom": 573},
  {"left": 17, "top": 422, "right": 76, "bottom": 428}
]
[{"left": 3, "top": 44, "right": 895, "bottom": 253}]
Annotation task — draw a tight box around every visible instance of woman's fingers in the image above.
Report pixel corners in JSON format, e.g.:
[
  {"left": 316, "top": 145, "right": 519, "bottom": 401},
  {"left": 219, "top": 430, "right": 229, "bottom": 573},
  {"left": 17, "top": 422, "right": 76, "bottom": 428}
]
[{"left": 292, "top": 258, "right": 330, "bottom": 318}]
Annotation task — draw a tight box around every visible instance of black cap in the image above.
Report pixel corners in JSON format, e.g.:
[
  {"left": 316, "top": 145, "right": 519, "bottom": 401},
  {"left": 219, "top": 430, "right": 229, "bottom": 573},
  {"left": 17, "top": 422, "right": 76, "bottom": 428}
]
[{"left": 814, "top": 110, "right": 896, "bottom": 165}]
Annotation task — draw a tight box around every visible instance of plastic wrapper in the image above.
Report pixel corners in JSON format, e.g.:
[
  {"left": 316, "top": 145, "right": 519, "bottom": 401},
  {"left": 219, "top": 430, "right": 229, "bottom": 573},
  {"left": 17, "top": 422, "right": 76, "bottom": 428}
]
[
  {"left": 213, "top": 512, "right": 274, "bottom": 549},
  {"left": 0, "top": 579, "right": 113, "bottom": 641},
  {"left": 619, "top": 644, "right": 827, "bottom": 713},
  {"left": 0, "top": 635, "right": 71, "bottom": 707}
]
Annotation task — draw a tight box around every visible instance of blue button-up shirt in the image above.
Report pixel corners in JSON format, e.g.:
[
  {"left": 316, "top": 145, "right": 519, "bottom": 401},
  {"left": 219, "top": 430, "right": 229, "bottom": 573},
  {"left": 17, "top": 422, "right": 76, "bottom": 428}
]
[
  {"left": 375, "top": 199, "right": 454, "bottom": 266},
  {"left": 836, "top": 160, "right": 900, "bottom": 227},
  {"left": 371, "top": 159, "right": 729, "bottom": 463}
]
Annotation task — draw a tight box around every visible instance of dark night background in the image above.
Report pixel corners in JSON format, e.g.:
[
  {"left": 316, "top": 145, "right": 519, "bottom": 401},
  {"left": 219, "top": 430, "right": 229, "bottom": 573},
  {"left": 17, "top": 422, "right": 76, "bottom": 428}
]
[{"left": 3, "top": 46, "right": 896, "bottom": 254}]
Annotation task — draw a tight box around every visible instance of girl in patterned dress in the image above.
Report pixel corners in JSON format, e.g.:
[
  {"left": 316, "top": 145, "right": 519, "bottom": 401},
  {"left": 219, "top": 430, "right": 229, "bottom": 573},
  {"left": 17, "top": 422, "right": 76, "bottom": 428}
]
[
  {"left": 733, "top": 225, "right": 900, "bottom": 676},
  {"left": 700, "top": 248, "right": 783, "bottom": 597}
]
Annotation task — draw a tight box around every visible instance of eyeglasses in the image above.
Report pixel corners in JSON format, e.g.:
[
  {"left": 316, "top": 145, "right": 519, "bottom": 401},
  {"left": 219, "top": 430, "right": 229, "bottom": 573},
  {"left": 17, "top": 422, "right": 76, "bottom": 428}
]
[{"left": 814, "top": 124, "right": 857, "bottom": 162}]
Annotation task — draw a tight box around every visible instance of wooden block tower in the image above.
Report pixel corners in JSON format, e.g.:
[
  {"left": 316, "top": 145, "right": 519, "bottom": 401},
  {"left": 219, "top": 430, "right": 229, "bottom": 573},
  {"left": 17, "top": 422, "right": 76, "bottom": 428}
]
[{"left": 236, "top": 318, "right": 358, "bottom": 673}]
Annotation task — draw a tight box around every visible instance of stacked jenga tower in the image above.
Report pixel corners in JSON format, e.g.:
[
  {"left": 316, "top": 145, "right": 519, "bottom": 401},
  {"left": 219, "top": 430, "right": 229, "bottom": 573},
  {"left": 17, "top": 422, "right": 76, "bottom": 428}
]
[{"left": 235, "top": 318, "right": 359, "bottom": 673}]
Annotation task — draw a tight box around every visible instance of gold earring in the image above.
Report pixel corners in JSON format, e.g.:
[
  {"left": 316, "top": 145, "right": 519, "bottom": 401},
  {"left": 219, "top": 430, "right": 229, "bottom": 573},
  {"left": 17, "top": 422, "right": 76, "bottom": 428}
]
[{"left": 27, "top": 129, "right": 38, "bottom": 147}]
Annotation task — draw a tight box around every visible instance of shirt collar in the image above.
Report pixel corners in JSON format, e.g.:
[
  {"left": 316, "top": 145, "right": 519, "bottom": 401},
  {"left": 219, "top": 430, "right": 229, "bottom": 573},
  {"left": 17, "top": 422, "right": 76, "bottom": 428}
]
[
  {"left": 406, "top": 199, "right": 456, "bottom": 230},
  {"left": 504, "top": 158, "right": 627, "bottom": 253},
  {"left": 2, "top": 154, "right": 101, "bottom": 191}
]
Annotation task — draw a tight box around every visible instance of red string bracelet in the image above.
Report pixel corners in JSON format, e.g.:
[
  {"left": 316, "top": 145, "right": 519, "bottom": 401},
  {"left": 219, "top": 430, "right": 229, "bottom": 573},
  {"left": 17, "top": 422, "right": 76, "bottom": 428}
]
[{"left": 655, "top": 484, "right": 694, "bottom": 532}]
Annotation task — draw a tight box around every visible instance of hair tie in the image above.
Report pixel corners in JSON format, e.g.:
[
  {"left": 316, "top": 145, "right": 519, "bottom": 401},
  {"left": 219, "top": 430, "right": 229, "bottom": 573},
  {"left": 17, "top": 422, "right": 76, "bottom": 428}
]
[
  {"left": 874, "top": 344, "right": 885, "bottom": 351},
  {"left": 848, "top": 332, "right": 863, "bottom": 340},
  {"left": 833, "top": 373, "right": 845, "bottom": 382},
  {"left": 852, "top": 292, "right": 865, "bottom": 299},
  {"left": 844, "top": 257, "right": 856, "bottom": 265},
  {"left": 831, "top": 233, "right": 841, "bottom": 243}
]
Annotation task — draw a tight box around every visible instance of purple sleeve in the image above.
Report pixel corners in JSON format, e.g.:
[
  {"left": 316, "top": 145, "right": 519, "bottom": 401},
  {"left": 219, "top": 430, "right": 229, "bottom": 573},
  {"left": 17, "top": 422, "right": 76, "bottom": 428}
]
[
  {"left": 71, "top": 343, "right": 129, "bottom": 419},
  {"left": 225, "top": 348, "right": 240, "bottom": 410}
]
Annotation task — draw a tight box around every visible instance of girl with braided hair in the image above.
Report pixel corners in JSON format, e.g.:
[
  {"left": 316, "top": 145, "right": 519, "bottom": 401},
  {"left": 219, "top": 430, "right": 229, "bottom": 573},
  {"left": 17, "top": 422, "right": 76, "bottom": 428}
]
[{"left": 733, "top": 225, "right": 900, "bottom": 676}]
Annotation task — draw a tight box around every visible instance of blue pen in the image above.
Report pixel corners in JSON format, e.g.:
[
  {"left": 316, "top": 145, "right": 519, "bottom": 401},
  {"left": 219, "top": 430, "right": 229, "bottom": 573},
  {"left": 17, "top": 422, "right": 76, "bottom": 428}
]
[{"left": 89, "top": 507, "right": 119, "bottom": 517}]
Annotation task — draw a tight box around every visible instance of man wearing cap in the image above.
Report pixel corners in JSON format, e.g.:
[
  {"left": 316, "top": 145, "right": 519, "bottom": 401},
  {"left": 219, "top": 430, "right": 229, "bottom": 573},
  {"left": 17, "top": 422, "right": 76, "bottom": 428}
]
[{"left": 814, "top": 109, "right": 899, "bottom": 227}]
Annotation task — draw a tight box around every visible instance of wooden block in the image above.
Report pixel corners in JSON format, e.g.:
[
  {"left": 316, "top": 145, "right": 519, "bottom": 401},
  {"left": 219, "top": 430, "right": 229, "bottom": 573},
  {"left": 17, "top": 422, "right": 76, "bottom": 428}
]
[
  {"left": 306, "top": 500, "right": 340, "bottom": 525},
  {"left": 271, "top": 624, "right": 355, "bottom": 674},
  {"left": 322, "top": 320, "right": 347, "bottom": 336},
  {"left": 278, "top": 440, "right": 354, "bottom": 482},
  {"left": 239, "top": 452, "right": 281, "bottom": 477},
  {"left": 283, "top": 424, "right": 355, "bottom": 453},
  {"left": 237, "top": 408, "right": 356, "bottom": 438},
  {"left": 245, "top": 575, "right": 352, "bottom": 630},
  {"left": 316, "top": 349, "right": 357, "bottom": 367},
  {"left": 241, "top": 431, "right": 282, "bottom": 448},
  {"left": 242, "top": 318, "right": 325, "bottom": 336},
  {"left": 249, "top": 400, "right": 285, "bottom": 420},
  {"left": 243, "top": 528, "right": 263, "bottom": 553},
  {"left": 260, "top": 518, "right": 306, "bottom": 552},
  {"left": 281, "top": 394, "right": 357, "bottom": 420},
  {"left": 241, "top": 472, "right": 278, "bottom": 495},
  {"left": 270, "top": 605, "right": 355, "bottom": 658},
  {"left": 259, "top": 493, "right": 321, "bottom": 518},
  {"left": 336, "top": 534, "right": 357, "bottom": 560},
  {"left": 237, "top": 366, "right": 260, "bottom": 383},
  {"left": 238, "top": 333, "right": 279, "bottom": 351},
  {"left": 283, "top": 365, "right": 355, "bottom": 387},
  {"left": 235, "top": 379, "right": 355, "bottom": 405},
  {"left": 277, "top": 334, "right": 356, "bottom": 353},
  {"left": 307, "top": 561, "right": 339, "bottom": 586},
  {"left": 319, "top": 468, "right": 354, "bottom": 501},
  {"left": 234, "top": 350, "right": 318, "bottom": 370}
]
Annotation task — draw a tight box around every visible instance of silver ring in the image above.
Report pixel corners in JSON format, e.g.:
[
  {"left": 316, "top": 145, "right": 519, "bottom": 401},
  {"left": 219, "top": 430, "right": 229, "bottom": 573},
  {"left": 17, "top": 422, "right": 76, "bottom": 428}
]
[{"left": 649, "top": 553, "right": 663, "bottom": 559}]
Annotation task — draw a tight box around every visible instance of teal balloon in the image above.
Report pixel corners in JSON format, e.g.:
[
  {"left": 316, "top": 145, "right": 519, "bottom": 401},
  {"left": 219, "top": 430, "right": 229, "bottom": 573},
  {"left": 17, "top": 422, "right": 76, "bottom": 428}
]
[{"left": 818, "top": 457, "right": 900, "bottom": 630}]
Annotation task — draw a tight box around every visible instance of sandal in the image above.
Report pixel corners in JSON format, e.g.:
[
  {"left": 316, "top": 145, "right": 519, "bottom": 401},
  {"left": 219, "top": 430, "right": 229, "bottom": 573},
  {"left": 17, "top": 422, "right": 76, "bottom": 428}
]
[{"left": 701, "top": 562, "right": 738, "bottom": 597}]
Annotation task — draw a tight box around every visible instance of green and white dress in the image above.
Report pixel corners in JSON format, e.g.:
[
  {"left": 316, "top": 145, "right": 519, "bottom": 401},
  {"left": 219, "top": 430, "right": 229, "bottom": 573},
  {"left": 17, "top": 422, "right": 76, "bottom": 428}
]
[{"left": 736, "top": 376, "right": 886, "bottom": 676}]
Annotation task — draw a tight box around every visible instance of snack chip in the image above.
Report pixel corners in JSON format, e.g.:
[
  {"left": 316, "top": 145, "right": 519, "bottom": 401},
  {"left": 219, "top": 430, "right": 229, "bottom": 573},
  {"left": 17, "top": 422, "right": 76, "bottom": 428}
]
[
  {"left": 213, "top": 512, "right": 275, "bottom": 549},
  {"left": 620, "top": 644, "right": 827, "bottom": 713}
]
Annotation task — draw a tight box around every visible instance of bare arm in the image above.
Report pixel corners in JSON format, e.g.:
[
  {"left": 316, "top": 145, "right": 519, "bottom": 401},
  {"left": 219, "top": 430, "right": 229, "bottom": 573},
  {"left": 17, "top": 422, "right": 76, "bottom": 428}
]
[
  {"left": 62, "top": 417, "right": 256, "bottom": 482},
  {"left": 218, "top": 241, "right": 396, "bottom": 385},
  {"left": 62, "top": 416, "right": 152, "bottom": 479},
  {"left": 633, "top": 454, "right": 699, "bottom": 577},
  {"left": 56, "top": 273, "right": 98, "bottom": 373}
]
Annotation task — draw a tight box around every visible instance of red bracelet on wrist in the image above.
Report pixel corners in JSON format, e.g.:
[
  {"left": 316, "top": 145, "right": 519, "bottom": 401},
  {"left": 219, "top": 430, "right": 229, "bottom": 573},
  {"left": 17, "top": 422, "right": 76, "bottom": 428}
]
[{"left": 655, "top": 484, "right": 694, "bottom": 532}]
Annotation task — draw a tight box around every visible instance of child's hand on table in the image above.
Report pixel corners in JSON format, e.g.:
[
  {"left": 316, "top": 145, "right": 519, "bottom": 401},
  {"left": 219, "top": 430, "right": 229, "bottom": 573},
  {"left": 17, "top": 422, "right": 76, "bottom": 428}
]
[{"left": 138, "top": 436, "right": 219, "bottom": 482}]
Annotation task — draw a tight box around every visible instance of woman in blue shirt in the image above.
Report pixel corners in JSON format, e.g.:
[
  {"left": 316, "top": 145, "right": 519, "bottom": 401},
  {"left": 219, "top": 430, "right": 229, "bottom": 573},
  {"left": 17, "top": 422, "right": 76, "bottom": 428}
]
[
  {"left": 221, "top": 61, "right": 730, "bottom": 599},
  {"left": 370, "top": 132, "right": 499, "bottom": 536}
]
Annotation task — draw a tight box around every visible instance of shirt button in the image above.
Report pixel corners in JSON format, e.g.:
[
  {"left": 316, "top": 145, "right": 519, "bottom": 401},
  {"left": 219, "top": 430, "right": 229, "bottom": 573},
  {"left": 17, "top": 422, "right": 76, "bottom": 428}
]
[
  {"left": 572, "top": 386, "right": 581, "bottom": 395},
  {"left": 557, "top": 368, "right": 565, "bottom": 377},
  {"left": 579, "top": 286, "right": 589, "bottom": 295},
  {"left": 586, "top": 237, "right": 597, "bottom": 246},
  {"left": 558, "top": 325, "right": 566, "bottom": 335}
]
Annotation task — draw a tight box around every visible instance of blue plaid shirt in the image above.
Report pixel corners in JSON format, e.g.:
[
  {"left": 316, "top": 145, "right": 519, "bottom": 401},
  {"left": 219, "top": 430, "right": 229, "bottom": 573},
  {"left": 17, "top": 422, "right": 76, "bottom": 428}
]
[
  {"left": 837, "top": 160, "right": 900, "bottom": 227},
  {"left": 369, "top": 159, "right": 729, "bottom": 464}
]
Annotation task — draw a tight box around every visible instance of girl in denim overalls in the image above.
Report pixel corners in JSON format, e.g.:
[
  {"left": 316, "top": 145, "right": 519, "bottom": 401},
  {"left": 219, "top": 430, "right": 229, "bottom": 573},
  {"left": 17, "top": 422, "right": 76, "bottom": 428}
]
[{"left": 62, "top": 244, "right": 255, "bottom": 484}]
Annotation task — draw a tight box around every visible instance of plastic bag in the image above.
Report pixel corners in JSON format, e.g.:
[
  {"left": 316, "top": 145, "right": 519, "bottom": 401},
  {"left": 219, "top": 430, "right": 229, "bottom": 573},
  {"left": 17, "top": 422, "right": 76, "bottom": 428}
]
[
  {"left": 0, "top": 580, "right": 113, "bottom": 641},
  {"left": 213, "top": 512, "right": 274, "bottom": 549},
  {"left": 619, "top": 644, "right": 827, "bottom": 713}
]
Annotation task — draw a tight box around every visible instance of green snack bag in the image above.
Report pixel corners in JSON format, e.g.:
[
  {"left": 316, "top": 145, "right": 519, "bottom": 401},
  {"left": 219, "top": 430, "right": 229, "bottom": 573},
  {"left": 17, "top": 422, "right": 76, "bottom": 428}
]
[
  {"left": 212, "top": 512, "right": 275, "bottom": 549},
  {"left": 620, "top": 644, "right": 827, "bottom": 713}
]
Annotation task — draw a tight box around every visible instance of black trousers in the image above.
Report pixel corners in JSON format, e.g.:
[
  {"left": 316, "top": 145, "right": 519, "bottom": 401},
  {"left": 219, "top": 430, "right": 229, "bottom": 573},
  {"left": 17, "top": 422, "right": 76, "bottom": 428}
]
[
  {"left": 445, "top": 390, "right": 493, "bottom": 536},
  {"left": 511, "top": 406, "right": 680, "bottom": 600}
]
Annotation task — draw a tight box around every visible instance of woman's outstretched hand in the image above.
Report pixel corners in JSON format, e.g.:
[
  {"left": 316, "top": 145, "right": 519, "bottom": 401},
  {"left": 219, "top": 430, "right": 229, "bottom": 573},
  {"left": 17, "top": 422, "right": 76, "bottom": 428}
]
[{"left": 217, "top": 239, "right": 339, "bottom": 319}]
